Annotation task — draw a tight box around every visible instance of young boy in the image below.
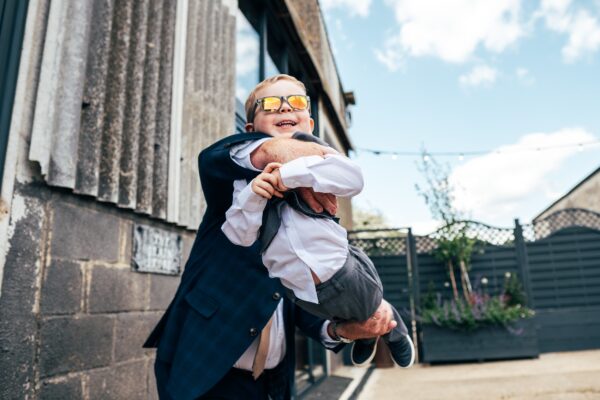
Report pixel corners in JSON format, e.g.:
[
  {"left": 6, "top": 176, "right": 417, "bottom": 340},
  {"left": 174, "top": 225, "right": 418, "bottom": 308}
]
[{"left": 222, "top": 74, "right": 414, "bottom": 368}]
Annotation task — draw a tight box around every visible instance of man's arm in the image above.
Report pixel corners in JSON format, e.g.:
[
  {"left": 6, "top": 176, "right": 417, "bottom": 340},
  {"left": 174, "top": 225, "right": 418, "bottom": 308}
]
[{"left": 250, "top": 137, "right": 335, "bottom": 170}]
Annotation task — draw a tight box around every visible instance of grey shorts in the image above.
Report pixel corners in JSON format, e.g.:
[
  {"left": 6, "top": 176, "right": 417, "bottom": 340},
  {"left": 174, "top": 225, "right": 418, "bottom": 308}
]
[{"left": 285, "top": 245, "right": 383, "bottom": 322}]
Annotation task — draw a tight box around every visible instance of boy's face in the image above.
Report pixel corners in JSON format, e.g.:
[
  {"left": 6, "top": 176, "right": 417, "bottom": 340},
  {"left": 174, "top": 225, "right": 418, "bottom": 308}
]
[{"left": 245, "top": 80, "right": 315, "bottom": 138}]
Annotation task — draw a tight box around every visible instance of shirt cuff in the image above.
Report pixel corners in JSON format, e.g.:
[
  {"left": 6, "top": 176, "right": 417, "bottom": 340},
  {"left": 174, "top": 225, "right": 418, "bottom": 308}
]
[
  {"left": 229, "top": 138, "right": 271, "bottom": 171},
  {"left": 236, "top": 180, "right": 268, "bottom": 212},
  {"left": 279, "top": 155, "right": 323, "bottom": 188},
  {"left": 320, "top": 320, "right": 341, "bottom": 348}
]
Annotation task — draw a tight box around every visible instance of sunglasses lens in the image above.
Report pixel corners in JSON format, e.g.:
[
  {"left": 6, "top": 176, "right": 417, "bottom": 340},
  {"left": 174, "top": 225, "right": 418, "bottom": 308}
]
[
  {"left": 262, "top": 97, "right": 282, "bottom": 112},
  {"left": 288, "top": 95, "right": 308, "bottom": 110}
]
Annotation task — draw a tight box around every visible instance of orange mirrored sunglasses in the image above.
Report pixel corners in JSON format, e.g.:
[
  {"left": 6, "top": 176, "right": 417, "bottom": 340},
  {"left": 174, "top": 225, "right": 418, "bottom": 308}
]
[{"left": 250, "top": 95, "right": 310, "bottom": 121}]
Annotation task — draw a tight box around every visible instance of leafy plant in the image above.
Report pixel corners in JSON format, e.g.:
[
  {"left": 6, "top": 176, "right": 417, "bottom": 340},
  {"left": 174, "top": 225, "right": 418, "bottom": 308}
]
[
  {"left": 503, "top": 272, "right": 527, "bottom": 307},
  {"left": 420, "top": 282, "right": 535, "bottom": 331},
  {"left": 415, "top": 150, "right": 480, "bottom": 302}
]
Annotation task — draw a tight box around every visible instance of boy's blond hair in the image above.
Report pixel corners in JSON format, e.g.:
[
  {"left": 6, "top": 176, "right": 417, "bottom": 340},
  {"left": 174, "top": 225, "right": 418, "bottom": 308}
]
[{"left": 244, "top": 74, "right": 307, "bottom": 123}]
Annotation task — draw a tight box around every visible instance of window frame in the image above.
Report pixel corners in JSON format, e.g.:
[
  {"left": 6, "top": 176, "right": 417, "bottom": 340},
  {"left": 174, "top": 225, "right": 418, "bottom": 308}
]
[{"left": 234, "top": 1, "right": 319, "bottom": 137}]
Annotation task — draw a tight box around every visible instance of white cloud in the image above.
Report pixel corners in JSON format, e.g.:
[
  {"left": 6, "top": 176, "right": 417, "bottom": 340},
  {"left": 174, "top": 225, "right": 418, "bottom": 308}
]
[
  {"left": 321, "top": 0, "right": 372, "bottom": 17},
  {"left": 538, "top": 0, "right": 600, "bottom": 62},
  {"left": 376, "top": 0, "right": 524, "bottom": 67},
  {"left": 459, "top": 65, "right": 498, "bottom": 87},
  {"left": 515, "top": 67, "right": 535, "bottom": 85},
  {"left": 449, "top": 128, "right": 597, "bottom": 223},
  {"left": 410, "top": 219, "right": 443, "bottom": 235},
  {"left": 374, "top": 36, "right": 405, "bottom": 71}
]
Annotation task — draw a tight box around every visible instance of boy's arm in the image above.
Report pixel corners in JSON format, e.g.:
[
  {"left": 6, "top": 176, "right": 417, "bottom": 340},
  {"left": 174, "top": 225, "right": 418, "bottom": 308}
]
[
  {"left": 278, "top": 154, "right": 364, "bottom": 197},
  {"left": 221, "top": 179, "right": 267, "bottom": 247}
]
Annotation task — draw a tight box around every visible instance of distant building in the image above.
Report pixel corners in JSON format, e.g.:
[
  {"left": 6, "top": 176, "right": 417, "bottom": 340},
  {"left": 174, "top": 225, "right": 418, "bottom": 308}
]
[
  {"left": 534, "top": 167, "right": 600, "bottom": 221},
  {"left": 0, "top": 1, "right": 355, "bottom": 398}
]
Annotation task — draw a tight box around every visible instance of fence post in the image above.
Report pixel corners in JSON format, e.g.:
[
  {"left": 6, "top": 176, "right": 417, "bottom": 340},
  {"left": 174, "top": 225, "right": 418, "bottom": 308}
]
[
  {"left": 407, "top": 228, "right": 421, "bottom": 310},
  {"left": 407, "top": 228, "right": 420, "bottom": 362},
  {"left": 514, "top": 219, "right": 534, "bottom": 308}
]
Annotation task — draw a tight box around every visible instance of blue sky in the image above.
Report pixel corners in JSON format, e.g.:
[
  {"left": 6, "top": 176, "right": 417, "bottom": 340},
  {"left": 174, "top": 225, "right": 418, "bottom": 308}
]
[{"left": 320, "top": 0, "right": 600, "bottom": 232}]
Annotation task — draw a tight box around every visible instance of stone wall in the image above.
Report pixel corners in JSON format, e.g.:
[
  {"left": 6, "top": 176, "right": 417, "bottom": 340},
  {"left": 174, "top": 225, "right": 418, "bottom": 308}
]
[{"left": 0, "top": 184, "right": 193, "bottom": 399}]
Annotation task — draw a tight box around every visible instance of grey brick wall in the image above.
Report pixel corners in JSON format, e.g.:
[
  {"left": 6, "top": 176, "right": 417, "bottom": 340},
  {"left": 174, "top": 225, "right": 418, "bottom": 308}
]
[{"left": 0, "top": 185, "right": 194, "bottom": 399}]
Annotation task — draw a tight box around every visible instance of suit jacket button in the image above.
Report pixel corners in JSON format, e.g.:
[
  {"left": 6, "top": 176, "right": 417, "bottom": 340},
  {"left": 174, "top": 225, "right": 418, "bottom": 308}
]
[
  {"left": 250, "top": 328, "right": 258, "bottom": 336},
  {"left": 273, "top": 292, "right": 281, "bottom": 300}
]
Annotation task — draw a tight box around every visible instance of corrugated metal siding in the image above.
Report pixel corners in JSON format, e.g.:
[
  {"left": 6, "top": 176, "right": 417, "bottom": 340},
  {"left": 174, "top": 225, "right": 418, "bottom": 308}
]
[
  {"left": 28, "top": 0, "right": 237, "bottom": 228},
  {"left": 179, "top": 0, "right": 236, "bottom": 229}
]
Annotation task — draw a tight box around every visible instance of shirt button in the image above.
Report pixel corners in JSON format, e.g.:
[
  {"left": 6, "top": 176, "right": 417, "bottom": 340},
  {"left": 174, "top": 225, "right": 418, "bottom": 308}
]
[
  {"left": 249, "top": 328, "right": 258, "bottom": 336},
  {"left": 272, "top": 292, "right": 281, "bottom": 300}
]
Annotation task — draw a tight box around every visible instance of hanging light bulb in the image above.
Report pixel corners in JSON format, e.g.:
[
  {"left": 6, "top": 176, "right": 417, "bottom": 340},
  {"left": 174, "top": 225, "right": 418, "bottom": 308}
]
[
  {"left": 423, "top": 154, "right": 430, "bottom": 162},
  {"left": 458, "top": 153, "right": 464, "bottom": 161},
  {"left": 391, "top": 154, "right": 398, "bottom": 160}
]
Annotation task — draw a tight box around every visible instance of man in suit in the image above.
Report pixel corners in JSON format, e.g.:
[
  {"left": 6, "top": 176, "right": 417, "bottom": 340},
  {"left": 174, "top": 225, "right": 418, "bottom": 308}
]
[{"left": 144, "top": 74, "right": 396, "bottom": 399}]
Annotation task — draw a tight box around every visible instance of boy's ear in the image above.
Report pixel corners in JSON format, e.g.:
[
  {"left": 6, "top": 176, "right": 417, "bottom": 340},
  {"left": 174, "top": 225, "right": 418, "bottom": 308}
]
[
  {"left": 309, "top": 118, "right": 315, "bottom": 133},
  {"left": 245, "top": 123, "right": 254, "bottom": 132}
]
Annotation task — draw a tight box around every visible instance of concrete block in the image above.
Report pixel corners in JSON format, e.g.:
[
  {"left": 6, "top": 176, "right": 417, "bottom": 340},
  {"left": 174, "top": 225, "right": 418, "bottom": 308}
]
[
  {"left": 147, "top": 356, "right": 159, "bottom": 400},
  {"left": 39, "top": 375, "right": 82, "bottom": 400},
  {"left": 0, "top": 317, "right": 37, "bottom": 399},
  {"left": 88, "top": 360, "right": 147, "bottom": 400},
  {"left": 0, "top": 194, "right": 46, "bottom": 399},
  {"left": 89, "top": 266, "right": 147, "bottom": 313},
  {"left": 40, "top": 315, "right": 114, "bottom": 377},
  {"left": 121, "top": 220, "right": 133, "bottom": 263},
  {"left": 41, "top": 259, "right": 82, "bottom": 315},
  {"left": 51, "top": 202, "right": 120, "bottom": 262},
  {"left": 114, "top": 312, "right": 161, "bottom": 362},
  {"left": 149, "top": 274, "right": 180, "bottom": 310}
]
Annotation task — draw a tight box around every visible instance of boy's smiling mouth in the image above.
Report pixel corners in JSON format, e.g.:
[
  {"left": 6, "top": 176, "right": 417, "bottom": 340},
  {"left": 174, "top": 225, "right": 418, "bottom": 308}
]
[{"left": 275, "top": 120, "right": 297, "bottom": 127}]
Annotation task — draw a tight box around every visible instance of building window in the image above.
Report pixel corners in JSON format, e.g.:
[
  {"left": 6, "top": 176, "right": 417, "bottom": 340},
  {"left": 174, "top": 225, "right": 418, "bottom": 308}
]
[{"left": 235, "top": 9, "right": 260, "bottom": 104}]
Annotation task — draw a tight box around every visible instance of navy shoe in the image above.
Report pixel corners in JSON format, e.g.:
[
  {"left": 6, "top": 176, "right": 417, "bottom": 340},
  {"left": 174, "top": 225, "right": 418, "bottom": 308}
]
[
  {"left": 386, "top": 334, "right": 415, "bottom": 368},
  {"left": 351, "top": 338, "right": 378, "bottom": 367}
]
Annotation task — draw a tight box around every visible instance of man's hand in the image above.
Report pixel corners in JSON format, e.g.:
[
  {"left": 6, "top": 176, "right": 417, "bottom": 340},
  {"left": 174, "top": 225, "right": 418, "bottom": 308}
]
[
  {"left": 298, "top": 188, "right": 337, "bottom": 215},
  {"left": 329, "top": 300, "right": 397, "bottom": 341}
]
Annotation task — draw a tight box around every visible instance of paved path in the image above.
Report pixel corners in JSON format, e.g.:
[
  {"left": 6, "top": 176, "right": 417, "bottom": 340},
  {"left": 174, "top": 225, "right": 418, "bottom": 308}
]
[{"left": 356, "top": 350, "right": 600, "bottom": 400}]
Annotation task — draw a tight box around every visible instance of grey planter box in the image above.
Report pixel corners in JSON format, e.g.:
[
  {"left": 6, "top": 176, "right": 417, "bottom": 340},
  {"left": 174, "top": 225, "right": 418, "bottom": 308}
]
[{"left": 420, "top": 318, "right": 539, "bottom": 363}]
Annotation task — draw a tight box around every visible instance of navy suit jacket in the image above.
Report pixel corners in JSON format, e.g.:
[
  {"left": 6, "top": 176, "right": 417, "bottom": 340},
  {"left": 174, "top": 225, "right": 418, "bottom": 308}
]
[{"left": 144, "top": 133, "right": 343, "bottom": 400}]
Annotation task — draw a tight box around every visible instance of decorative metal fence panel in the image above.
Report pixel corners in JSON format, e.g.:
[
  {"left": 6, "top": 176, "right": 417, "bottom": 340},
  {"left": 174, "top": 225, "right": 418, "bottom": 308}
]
[
  {"left": 523, "top": 212, "right": 600, "bottom": 353},
  {"left": 416, "top": 244, "right": 521, "bottom": 301},
  {"left": 349, "top": 208, "right": 600, "bottom": 359},
  {"left": 348, "top": 229, "right": 412, "bottom": 325},
  {"left": 526, "top": 227, "right": 600, "bottom": 309}
]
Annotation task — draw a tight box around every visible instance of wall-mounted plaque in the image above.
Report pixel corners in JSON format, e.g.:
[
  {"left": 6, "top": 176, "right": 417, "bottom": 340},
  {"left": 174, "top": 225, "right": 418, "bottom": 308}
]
[{"left": 132, "top": 223, "right": 182, "bottom": 275}]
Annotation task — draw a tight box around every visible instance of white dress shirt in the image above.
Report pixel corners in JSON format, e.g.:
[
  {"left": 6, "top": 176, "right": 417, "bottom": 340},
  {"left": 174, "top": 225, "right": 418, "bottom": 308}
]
[
  {"left": 223, "top": 146, "right": 364, "bottom": 304},
  {"left": 228, "top": 138, "right": 340, "bottom": 371}
]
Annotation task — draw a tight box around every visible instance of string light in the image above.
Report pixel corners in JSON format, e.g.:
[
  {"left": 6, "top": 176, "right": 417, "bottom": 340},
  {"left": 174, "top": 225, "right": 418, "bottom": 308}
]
[{"left": 356, "top": 140, "right": 600, "bottom": 159}]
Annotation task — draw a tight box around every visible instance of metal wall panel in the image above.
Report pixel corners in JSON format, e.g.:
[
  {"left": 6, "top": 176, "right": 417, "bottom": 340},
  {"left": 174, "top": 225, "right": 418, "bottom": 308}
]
[
  {"left": 27, "top": 0, "right": 237, "bottom": 227},
  {"left": 179, "top": 0, "right": 237, "bottom": 229}
]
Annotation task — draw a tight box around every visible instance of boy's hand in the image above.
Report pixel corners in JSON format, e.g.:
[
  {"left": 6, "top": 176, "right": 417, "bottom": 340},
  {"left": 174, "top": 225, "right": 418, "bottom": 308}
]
[
  {"left": 251, "top": 163, "right": 287, "bottom": 199},
  {"left": 264, "top": 162, "right": 287, "bottom": 192}
]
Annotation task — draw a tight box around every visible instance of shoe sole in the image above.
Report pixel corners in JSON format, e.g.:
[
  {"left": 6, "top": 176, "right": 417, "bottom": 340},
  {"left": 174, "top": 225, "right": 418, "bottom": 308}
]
[{"left": 351, "top": 339, "right": 378, "bottom": 367}]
